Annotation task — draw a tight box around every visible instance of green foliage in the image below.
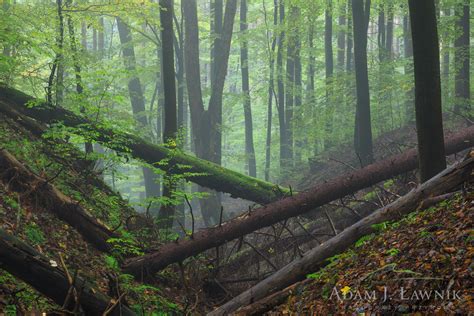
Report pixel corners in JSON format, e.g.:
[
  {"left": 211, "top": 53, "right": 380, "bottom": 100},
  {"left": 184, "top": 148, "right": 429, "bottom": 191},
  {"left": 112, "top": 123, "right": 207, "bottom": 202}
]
[
  {"left": 355, "top": 234, "right": 375, "bottom": 247},
  {"left": 24, "top": 223, "right": 46, "bottom": 246},
  {"left": 107, "top": 233, "right": 143, "bottom": 258},
  {"left": 385, "top": 248, "right": 400, "bottom": 256}
]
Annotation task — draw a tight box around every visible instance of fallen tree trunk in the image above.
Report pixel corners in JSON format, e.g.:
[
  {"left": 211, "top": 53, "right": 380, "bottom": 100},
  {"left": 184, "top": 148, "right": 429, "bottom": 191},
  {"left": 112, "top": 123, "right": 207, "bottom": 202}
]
[
  {"left": 0, "top": 149, "right": 117, "bottom": 252},
  {"left": 209, "top": 157, "right": 474, "bottom": 315},
  {"left": 122, "top": 127, "right": 474, "bottom": 277},
  {"left": 0, "top": 228, "right": 136, "bottom": 315},
  {"left": 232, "top": 191, "right": 458, "bottom": 316},
  {"left": 0, "top": 87, "right": 290, "bottom": 204}
]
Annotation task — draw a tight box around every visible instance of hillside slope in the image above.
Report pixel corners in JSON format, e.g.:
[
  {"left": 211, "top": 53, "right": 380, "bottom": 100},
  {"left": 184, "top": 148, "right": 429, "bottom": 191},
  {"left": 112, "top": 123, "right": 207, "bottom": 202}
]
[{"left": 268, "top": 187, "right": 473, "bottom": 314}]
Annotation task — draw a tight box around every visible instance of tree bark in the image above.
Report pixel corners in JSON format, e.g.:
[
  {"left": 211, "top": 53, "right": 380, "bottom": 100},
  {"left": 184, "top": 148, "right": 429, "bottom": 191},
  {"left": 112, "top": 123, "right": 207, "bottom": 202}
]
[
  {"left": 159, "top": 0, "right": 178, "bottom": 229},
  {"left": 264, "top": 0, "right": 278, "bottom": 181},
  {"left": 454, "top": 0, "right": 470, "bottom": 116},
  {"left": 240, "top": 0, "right": 257, "bottom": 177},
  {"left": 0, "top": 228, "right": 135, "bottom": 315},
  {"left": 210, "top": 157, "right": 474, "bottom": 315},
  {"left": 352, "top": 0, "right": 373, "bottom": 166},
  {"left": 337, "top": 8, "right": 346, "bottom": 71},
  {"left": 122, "top": 126, "right": 474, "bottom": 277},
  {"left": 183, "top": 0, "right": 239, "bottom": 226},
  {"left": 0, "top": 87, "right": 290, "bottom": 205},
  {"left": 276, "top": 0, "right": 287, "bottom": 171},
  {"left": 408, "top": 0, "right": 447, "bottom": 182},
  {"left": 403, "top": 14, "right": 414, "bottom": 122}
]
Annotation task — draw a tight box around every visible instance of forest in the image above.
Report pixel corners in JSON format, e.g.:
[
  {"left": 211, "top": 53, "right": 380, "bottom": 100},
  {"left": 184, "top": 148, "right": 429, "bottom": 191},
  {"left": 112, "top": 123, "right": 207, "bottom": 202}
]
[{"left": 0, "top": 0, "right": 472, "bottom": 314}]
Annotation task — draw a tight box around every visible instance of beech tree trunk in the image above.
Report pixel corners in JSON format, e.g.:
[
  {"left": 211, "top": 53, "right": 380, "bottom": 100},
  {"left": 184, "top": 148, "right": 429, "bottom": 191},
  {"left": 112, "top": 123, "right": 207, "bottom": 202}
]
[
  {"left": 264, "top": 0, "right": 278, "bottom": 181},
  {"left": 0, "top": 88, "right": 290, "bottom": 207},
  {"left": 240, "top": 0, "right": 257, "bottom": 177},
  {"left": 210, "top": 157, "right": 474, "bottom": 315},
  {"left": 276, "top": 0, "right": 288, "bottom": 171},
  {"left": 352, "top": 0, "right": 373, "bottom": 166},
  {"left": 183, "top": 0, "right": 239, "bottom": 225},
  {"left": 158, "top": 0, "right": 178, "bottom": 229},
  {"left": 0, "top": 149, "right": 117, "bottom": 252},
  {"left": 408, "top": 0, "right": 447, "bottom": 182},
  {"left": 0, "top": 228, "right": 135, "bottom": 315},
  {"left": 454, "top": 1, "right": 470, "bottom": 116},
  {"left": 122, "top": 126, "right": 474, "bottom": 277}
]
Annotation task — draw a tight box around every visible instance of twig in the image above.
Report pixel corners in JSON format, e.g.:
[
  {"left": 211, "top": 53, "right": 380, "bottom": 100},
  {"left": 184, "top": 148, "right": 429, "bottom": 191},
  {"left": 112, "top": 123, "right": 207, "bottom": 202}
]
[
  {"left": 102, "top": 291, "right": 126, "bottom": 316},
  {"left": 243, "top": 240, "right": 278, "bottom": 271},
  {"left": 184, "top": 194, "right": 194, "bottom": 238},
  {"left": 324, "top": 210, "right": 337, "bottom": 235}
]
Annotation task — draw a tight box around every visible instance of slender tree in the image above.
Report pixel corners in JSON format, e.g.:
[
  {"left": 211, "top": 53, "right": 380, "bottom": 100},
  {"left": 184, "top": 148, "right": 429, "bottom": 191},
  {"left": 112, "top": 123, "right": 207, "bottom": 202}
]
[
  {"left": 336, "top": 5, "right": 346, "bottom": 71},
  {"left": 240, "top": 0, "right": 257, "bottom": 177},
  {"left": 264, "top": 0, "right": 278, "bottom": 181},
  {"left": 352, "top": 0, "right": 373, "bottom": 166},
  {"left": 454, "top": 0, "right": 470, "bottom": 117},
  {"left": 66, "top": 0, "right": 93, "bottom": 155},
  {"left": 116, "top": 17, "right": 161, "bottom": 212},
  {"left": 158, "top": 0, "right": 178, "bottom": 229},
  {"left": 276, "top": 0, "right": 288, "bottom": 171},
  {"left": 408, "top": 0, "right": 447, "bottom": 182}
]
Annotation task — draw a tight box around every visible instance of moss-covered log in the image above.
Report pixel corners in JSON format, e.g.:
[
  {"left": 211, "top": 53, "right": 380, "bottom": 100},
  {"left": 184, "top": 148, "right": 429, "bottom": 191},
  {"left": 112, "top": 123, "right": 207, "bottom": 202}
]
[
  {"left": 0, "top": 228, "right": 136, "bottom": 315},
  {"left": 122, "top": 126, "right": 474, "bottom": 277},
  {"left": 0, "top": 87, "right": 290, "bottom": 204},
  {"left": 0, "top": 149, "right": 117, "bottom": 252}
]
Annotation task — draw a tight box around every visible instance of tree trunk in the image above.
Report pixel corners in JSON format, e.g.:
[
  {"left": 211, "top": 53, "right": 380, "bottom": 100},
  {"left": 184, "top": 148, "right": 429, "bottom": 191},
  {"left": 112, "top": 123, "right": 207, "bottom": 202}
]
[
  {"left": 403, "top": 14, "right": 414, "bottom": 123},
  {"left": 346, "top": 0, "right": 353, "bottom": 72},
  {"left": 158, "top": 0, "right": 178, "bottom": 230},
  {"left": 240, "top": 0, "right": 257, "bottom": 177},
  {"left": 0, "top": 228, "right": 135, "bottom": 315},
  {"left": 0, "top": 87, "right": 291, "bottom": 205},
  {"left": 276, "top": 0, "right": 287, "bottom": 172},
  {"left": 324, "top": 1, "right": 334, "bottom": 149},
  {"left": 408, "top": 0, "right": 447, "bottom": 182},
  {"left": 116, "top": 17, "right": 162, "bottom": 213},
  {"left": 210, "top": 157, "right": 473, "bottom": 315},
  {"left": 66, "top": 3, "right": 93, "bottom": 155},
  {"left": 352, "top": 0, "right": 373, "bottom": 166},
  {"left": 454, "top": 1, "right": 470, "bottom": 116},
  {"left": 183, "top": 0, "right": 239, "bottom": 226},
  {"left": 122, "top": 126, "right": 474, "bottom": 276},
  {"left": 337, "top": 9, "right": 346, "bottom": 71},
  {"left": 293, "top": 7, "right": 302, "bottom": 163},
  {"left": 265, "top": 0, "right": 278, "bottom": 181}
]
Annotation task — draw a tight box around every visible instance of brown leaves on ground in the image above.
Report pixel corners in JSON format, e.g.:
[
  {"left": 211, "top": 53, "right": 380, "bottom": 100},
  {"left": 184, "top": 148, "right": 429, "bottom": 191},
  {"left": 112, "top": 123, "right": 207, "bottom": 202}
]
[{"left": 270, "top": 186, "right": 473, "bottom": 315}]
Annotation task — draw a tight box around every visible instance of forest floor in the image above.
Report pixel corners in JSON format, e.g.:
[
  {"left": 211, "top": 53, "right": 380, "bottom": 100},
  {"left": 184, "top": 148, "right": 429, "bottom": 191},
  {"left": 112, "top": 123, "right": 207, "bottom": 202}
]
[
  {"left": 0, "top": 107, "right": 471, "bottom": 314},
  {"left": 268, "top": 187, "right": 473, "bottom": 315}
]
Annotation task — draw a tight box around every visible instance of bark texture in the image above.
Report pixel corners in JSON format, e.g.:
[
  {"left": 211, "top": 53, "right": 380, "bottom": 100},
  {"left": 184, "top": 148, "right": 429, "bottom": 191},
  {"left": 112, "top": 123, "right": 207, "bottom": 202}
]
[{"left": 409, "top": 0, "right": 447, "bottom": 182}]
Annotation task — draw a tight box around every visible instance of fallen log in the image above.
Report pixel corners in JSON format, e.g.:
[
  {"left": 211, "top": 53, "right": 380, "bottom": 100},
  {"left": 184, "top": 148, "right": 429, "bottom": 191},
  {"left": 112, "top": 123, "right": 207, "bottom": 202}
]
[
  {"left": 232, "top": 191, "right": 458, "bottom": 316},
  {"left": 122, "top": 127, "right": 474, "bottom": 277},
  {"left": 0, "top": 228, "right": 136, "bottom": 315},
  {"left": 209, "top": 157, "right": 474, "bottom": 315},
  {"left": 0, "top": 87, "right": 290, "bottom": 204},
  {"left": 0, "top": 149, "right": 117, "bottom": 252}
]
